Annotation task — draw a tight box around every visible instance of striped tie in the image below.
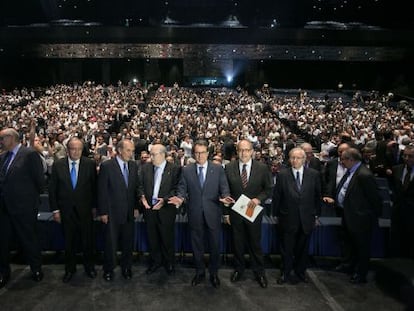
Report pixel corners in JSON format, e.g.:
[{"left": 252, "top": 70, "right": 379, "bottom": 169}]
[{"left": 241, "top": 164, "right": 248, "bottom": 189}]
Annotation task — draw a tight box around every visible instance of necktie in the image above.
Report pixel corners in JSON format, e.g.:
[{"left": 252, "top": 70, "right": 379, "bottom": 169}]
[
  {"left": 0, "top": 151, "right": 12, "bottom": 179},
  {"left": 403, "top": 166, "right": 411, "bottom": 189},
  {"left": 295, "top": 171, "right": 301, "bottom": 191},
  {"left": 70, "top": 161, "right": 77, "bottom": 189},
  {"left": 152, "top": 166, "right": 161, "bottom": 205},
  {"left": 123, "top": 162, "right": 129, "bottom": 186},
  {"left": 336, "top": 170, "right": 350, "bottom": 207},
  {"left": 198, "top": 166, "right": 204, "bottom": 187},
  {"left": 241, "top": 164, "right": 248, "bottom": 189}
]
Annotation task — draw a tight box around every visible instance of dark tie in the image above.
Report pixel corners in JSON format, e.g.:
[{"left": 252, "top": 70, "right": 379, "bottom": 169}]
[
  {"left": 70, "top": 161, "right": 77, "bottom": 189},
  {"left": 241, "top": 164, "right": 248, "bottom": 189},
  {"left": 198, "top": 166, "right": 204, "bottom": 187},
  {"left": 403, "top": 166, "right": 412, "bottom": 189},
  {"left": 336, "top": 170, "right": 350, "bottom": 205},
  {"left": 123, "top": 162, "right": 129, "bottom": 186},
  {"left": 0, "top": 151, "right": 12, "bottom": 179},
  {"left": 295, "top": 171, "right": 301, "bottom": 191}
]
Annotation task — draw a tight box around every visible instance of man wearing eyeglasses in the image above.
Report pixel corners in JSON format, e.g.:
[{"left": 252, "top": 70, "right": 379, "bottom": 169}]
[
  {"left": 224, "top": 139, "right": 272, "bottom": 288},
  {"left": 0, "top": 128, "right": 45, "bottom": 288},
  {"left": 139, "top": 144, "right": 180, "bottom": 275},
  {"left": 169, "top": 140, "right": 233, "bottom": 288}
]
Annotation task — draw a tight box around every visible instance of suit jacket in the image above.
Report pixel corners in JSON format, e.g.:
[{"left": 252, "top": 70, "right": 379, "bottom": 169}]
[
  {"left": 48, "top": 156, "right": 97, "bottom": 219},
  {"left": 323, "top": 158, "right": 340, "bottom": 198},
  {"left": 177, "top": 161, "right": 230, "bottom": 230},
  {"left": 273, "top": 167, "right": 321, "bottom": 234},
  {"left": 97, "top": 158, "right": 139, "bottom": 224},
  {"left": 390, "top": 164, "right": 414, "bottom": 221},
  {"left": 0, "top": 146, "right": 44, "bottom": 214},
  {"left": 306, "top": 157, "right": 322, "bottom": 172},
  {"left": 225, "top": 160, "right": 272, "bottom": 217},
  {"left": 342, "top": 164, "right": 382, "bottom": 233},
  {"left": 138, "top": 162, "right": 180, "bottom": 219}
]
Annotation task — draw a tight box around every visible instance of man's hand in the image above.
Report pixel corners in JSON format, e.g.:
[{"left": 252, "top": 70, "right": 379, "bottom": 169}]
[
  {"left": 247, "top": 198, "right": 260, "bottom": 209},
  {"left": 141, "top": 196, "right": 151, "bottom": 210},
  {"left": 223, "top": 215, "right": 231, "bottom": 225},
  {"left": 134, "top": 209, "right": 139, "bottom": 219},
  {"left": 322, "top": 197, "right": 334, "bottom": 204},
  {"left": 219, "top": 196, "right": 235, "bottom": 206},
  {"left": 168, "top": 196, "right": 184, "bottom": 207},
  {"left": 100, "top": 214, "right": 109, "bottom": 224},
  {"left": 52, "top": 211, "right": 61, "bottom": 223},
  {"left": 152, "top": 198, "right": 164, "bottom": 210}
]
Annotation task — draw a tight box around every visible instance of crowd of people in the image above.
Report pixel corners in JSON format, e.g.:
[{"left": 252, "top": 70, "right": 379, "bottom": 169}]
[{"left": 0, "top": 81, "right": 413, "bottom": 289}]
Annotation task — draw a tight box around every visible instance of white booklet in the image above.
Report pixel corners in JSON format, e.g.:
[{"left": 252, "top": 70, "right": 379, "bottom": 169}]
[{"left": 231, "top": 194, "right": 263, "bottom": 223}]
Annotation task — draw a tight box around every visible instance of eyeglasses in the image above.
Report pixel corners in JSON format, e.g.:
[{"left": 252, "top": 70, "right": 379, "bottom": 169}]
[
  {"left": 150, "top": 152, "right": 162, "bottom": 157},
  {"left": 194, "top": 151, "right": 208, "bottom": 156},
  {"left": 238, "top": 149, "right": 252, "bottom": 153},
  {"left": 290, "top": 156, "right": 304, "bottom": 160}
]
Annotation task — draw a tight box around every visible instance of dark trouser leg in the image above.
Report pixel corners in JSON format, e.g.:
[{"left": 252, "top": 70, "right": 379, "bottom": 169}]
[
  {"left": 11, "top": 210, "right": 42, "bottom": 273},
  {"left": 230, "top": 212, "right": 246, "bottom": 273},
  {"left": 0, "top": 206, "right": 12, "bottom": 276},
  {"left": 205, "top": 222, "right": 221, "bottom": 274},
  {"left": 246, "top": 217, "right": 265, "bottom": 276},
  {"left": 190, "top": 222, "right": 205, "bottom": 275},
  {"left": 120, "top": 221, "right": 135, "bottom": 270},
  {"left": 294, "top": 229, "right": 311, "bottom": 274},
  {"left": 103, "top": 223, "right": 118, "bottom": 272}
]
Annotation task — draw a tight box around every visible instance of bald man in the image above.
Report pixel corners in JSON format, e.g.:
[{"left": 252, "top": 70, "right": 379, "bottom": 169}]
[
  {"left": 0, "top": 128, "right": 45, "bottom": 288},
  {"left": 139, "top": 144, "right": 180, "bottom": 275}
]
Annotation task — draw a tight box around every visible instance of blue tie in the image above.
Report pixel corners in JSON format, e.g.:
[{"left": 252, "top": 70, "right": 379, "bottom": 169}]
[
  {"left": 123, "top": 162, "right": 129, "bottom": 186},
  {"left": 70, "top": 161, "right": 77, "bottom": 189},
  {"left": 152, "top": 166, "right": 161, "bottom": 204},
  {"left": 198, "top": 166, "right": 204, "bottom": 187}
]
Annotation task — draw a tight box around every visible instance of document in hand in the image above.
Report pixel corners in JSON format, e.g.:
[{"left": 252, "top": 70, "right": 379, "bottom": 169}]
[{"left": 231, "top": 194, "right": 263, "bottom": 223}]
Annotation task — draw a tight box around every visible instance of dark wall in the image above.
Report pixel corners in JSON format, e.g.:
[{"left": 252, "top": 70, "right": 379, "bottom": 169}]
[
  {"left": 1, "top": 56, "right": 413, "bottom": 96},
  {"left": 236, "top": 59, "right": 414, "bottom": 95}
]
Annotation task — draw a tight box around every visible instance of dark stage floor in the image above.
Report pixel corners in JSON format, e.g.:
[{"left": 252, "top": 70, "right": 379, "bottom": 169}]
[{"left": 0, "top": 254, "right": 406, "bottom": 311}]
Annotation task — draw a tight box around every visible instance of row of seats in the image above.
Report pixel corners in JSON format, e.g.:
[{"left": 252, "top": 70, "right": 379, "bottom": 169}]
[{"left": 36, "top": 213, "right": 389, "bottom": 258}]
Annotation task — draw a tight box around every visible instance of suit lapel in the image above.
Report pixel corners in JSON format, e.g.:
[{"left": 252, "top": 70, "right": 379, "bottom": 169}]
[
  {"left": 345, "top": 165, "right": 361, "bottom": 198},
  {"left": 232, "top": 161, "right": 244, "bottom": 189},
  {"left": 63, "top": 159, "right": 73, "bottom": 189},
  {"left": 5, "top": 147, "right": 23, "bottom": 176},
  {"left": 159, "top": 162, "right": 170, "bottom": 193}
]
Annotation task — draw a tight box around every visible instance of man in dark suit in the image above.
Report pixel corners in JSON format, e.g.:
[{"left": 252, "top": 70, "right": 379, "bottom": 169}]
[
  {"left": 169, "top": 140, "right": 233, "bottom": 288},
  {"left": 301, "top": 142, "right": 322, "bottom": 172},
  {"left": 272, "top": 147, "right": 321, "bottom": 284},
  {"left": 322, "top": 142, "right": 353, "bottom": 272},
  {"left": 0, "top": 128, "right": 45, "bottom": 288},
  {"left": 224, "top": 139, "right": 272, "bottom": 288},
  {"left": 139, "top": 144, "right": 180, "bottom": 275},
  {"left": 390, "top": 145, "right": 414, "bottom": 259},
  {"left": 98, "top": 139, "right": 140, "bottom": 281},
  {"left": 337, "top": 148, "right": 382, "bottom": 283},
  {"left": 48, "top": 137, "right": 97, "bottom": 283}
]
